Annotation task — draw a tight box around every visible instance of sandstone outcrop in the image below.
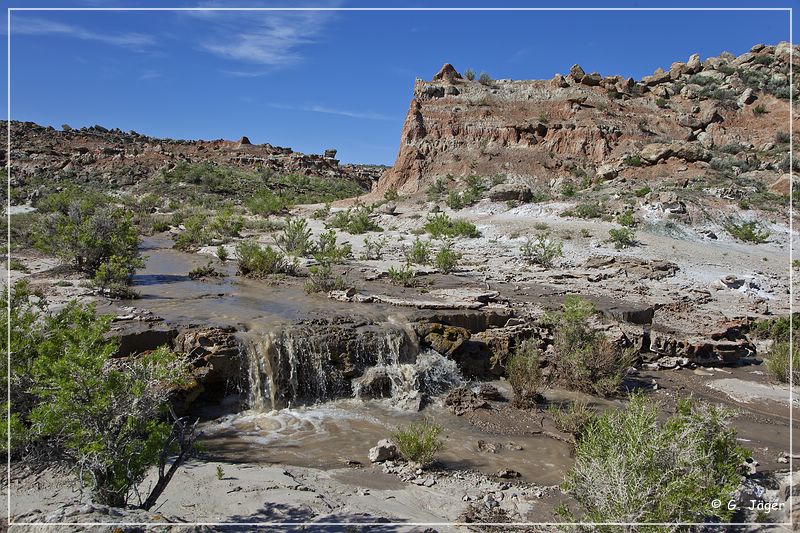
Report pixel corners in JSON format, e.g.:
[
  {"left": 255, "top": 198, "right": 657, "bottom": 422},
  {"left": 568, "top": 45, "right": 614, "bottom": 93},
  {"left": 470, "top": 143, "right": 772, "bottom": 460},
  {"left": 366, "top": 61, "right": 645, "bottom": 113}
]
[{"left": 377, "top": 43, "right": 796, "bottom": 195}]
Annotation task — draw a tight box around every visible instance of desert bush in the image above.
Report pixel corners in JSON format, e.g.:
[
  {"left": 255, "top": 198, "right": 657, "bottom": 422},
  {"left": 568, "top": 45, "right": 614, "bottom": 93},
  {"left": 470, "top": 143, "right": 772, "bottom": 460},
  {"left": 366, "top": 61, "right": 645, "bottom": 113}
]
[
  {"left": 1, "top": 283, "right": 195, "bottom": 509},
  {"left": 574, "top": 202, "right": 604, "bottom": 219},
  {"left": 765, "top": 341, "right": 799, "bottom": 385},
  {"left": 464, "top": 68, "right": 476, "bottom": 81},
  {"left": 173, "top": 215, "right": 210, "bottom": 251},
  {"left": 446, "top": 190, "right": 465, "bottom": 210},
  {"left": 426, "top": 177, "right": 447, "bottom": 201},
  {"left": 423, "top": 213, "right": 480, "bottom": 238},
  {"left": 384, "top": 189, "right": 399, "bottom": 201},
  {"left": 188, "top": 260, "right": 223, "bottom": 280},
  {"left": 724, "top": 219, "right": 770, "bottom": 243},
  {"left": 235, "top": 240, "right": 296, "bottom": 278},
  {"left": 520, "top": 233, "right": 563, "bottom": 269},
  {"left": 94, "top": 254, "right": 144, "bottom": 298},
  {"left": 749, "top": 314, "right": 798, "bottom": 342},
  {"left": 391, "top": 421, "right": 444, "bottom": 466},
  {"left": 434, "top": 241, "right": 461, "bottom": 274},
  {"left": 216, "top": 245, "right": 229, "bottom": 262},
  {"left": 561, "top": 183, "right": 577, "bottom": 199},
  {"left": 550, "top": 296, "right": 633, "bottom": 397},
  {"left": 616, "top": 210, "right": 636, "bottom": 227},
  {"left": 478, "top": 72, "right": 493, "bottom": 85},
  {"left": 387, "top": 264, "right": 416, "bottom": 286},
  {"left": 312, "top": 230, "right": 351, "bottom": 264},
  {"left": 304, "top": 263, "right": 344, "bottom": 294},
  {"left": 608, "top": 227, "right": 637, "bottom": 249},
  {"left": 207, "top": 207, "right": 244, "bottom": 239},
  {"left": 406, "top": 237, "right": 431, "bottom": 265},
  {"left": 561, "top": 395, "right": 750, "bottom": 525},
  {"left": 34, "top": 189, "right": 139, "bottom": 275},
  {"left": 360, "top": 236, "right": 387, "bottom": 260},
  {"left": 246, "top": 189, "right": 293, "bottom": 215},
  {"left": 506, "top": 339, "right": 546, "bottom": 408},
  {"left": 276, "top": 218, "right": 313, "bottom": 256},
  {"left": 329, "top": 206, "right": 383, "bottom": 234},
  {"left": 633, "top": 186, "right": 651, "bottom": 198},
  {"left": 312, "top": 203, "right": 331, "bottom": 220},
  {"left": 753, "top": 103, "right": 768, "bottom": 115},
  {"left": 776, "top": 131, "right": 790, "bottom": 144},
  {"left": 548, "top": 400, "right": 596, "bottom": 440},
  {"left": 623, "top": 154, "right": 643, "bottom": 167}
]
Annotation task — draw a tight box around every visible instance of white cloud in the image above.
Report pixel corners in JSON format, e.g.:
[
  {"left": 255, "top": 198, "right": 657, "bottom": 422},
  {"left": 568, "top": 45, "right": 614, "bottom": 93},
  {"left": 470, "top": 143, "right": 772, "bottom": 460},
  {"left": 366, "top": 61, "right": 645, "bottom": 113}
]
[
  {"left": 186, "top": 2, "right": 338, "bottom": 69},
  {"left": 11, "top": 16, "right": 155, "bottom": 49},
  {"left": 268, "top": 102, "right": 394, "bottom": 121}
]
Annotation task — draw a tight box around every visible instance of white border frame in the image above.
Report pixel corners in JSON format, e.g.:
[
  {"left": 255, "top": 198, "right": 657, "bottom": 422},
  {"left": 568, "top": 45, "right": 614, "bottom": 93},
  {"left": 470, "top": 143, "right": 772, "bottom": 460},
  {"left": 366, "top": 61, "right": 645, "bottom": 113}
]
[{"left": 4, "top": 4, "right": 795, "bottom": 530}]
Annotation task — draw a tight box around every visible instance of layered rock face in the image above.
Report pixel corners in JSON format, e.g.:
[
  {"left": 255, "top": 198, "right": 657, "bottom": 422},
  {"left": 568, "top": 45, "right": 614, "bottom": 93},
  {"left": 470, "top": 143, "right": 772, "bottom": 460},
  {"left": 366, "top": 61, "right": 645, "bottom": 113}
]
[
  {"left": 379, "top": 43, "right": 797, "bottom": 194},
  {"left": 4, "top": 121, "right": 381, "bottom": 196}
]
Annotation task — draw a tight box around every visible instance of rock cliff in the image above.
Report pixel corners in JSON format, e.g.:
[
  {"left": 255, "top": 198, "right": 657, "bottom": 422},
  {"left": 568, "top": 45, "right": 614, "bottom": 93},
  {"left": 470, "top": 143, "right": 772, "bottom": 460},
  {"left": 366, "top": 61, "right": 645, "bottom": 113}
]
[{"left": 379, "top": 43, "right": 798, "bottom": 195}]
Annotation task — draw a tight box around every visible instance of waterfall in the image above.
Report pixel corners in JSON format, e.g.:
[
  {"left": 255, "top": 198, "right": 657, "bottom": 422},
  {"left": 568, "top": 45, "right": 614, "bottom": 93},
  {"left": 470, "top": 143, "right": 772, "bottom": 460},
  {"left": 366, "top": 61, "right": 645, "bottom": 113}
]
[{"left": 240, "top": 321, "right": 462, "bottom": 411}]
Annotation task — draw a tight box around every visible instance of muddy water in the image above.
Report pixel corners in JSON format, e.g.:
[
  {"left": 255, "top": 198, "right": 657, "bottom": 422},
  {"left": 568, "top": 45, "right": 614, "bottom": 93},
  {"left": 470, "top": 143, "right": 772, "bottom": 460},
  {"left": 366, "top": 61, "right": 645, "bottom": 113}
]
[
  {"left": 124, "top": 236, "right": 576, "bottom": 484},
  {"left": 128, "top": 236, "right": 392, "bottom": 329},
  {"left": 198, "top": 399, "right": 573, "bottom": 485}
]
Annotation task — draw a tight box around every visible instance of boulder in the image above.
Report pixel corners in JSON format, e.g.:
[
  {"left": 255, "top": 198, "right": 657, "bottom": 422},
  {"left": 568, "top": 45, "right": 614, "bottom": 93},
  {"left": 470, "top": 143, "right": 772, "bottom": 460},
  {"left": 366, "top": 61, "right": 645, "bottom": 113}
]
[
  {"left": 686, "top": 53, "right": 702, "bottom": 73},
  {"left": 368, "top": 439, "right": 398, "bottom": 463},
  {"left": 433, "top": 63, "right": 463, "bottom": 82},
  {"left": 737, "top": 88, "right": 757, "bottom": 107},
  {"left": 488, "top": 182, "right": 533, "bottom": 202},
  {"left": 580, "top": 72, "right": 602, "bottom": 86},
  {"left": 568, "top": 64, "right": 585, "bottom": 82},
  {"left": 415, "top": 322, "right": 471, "bottom": 356},
  {"left": 642, "top": 67, "right": 671, "bottom": 86},
  {"left": 550, "top": 74, "right": 569, "bottom": 88},
  {"left": 640, "top": 141, "right": 710, "bottom": 165}
]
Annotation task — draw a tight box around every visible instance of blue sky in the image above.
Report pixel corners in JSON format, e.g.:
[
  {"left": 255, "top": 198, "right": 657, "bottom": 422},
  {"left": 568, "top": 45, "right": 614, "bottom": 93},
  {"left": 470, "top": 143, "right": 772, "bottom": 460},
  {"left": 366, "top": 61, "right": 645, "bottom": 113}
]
[{"left": 3, "top": 1, "right": 794, "bottom": 164}]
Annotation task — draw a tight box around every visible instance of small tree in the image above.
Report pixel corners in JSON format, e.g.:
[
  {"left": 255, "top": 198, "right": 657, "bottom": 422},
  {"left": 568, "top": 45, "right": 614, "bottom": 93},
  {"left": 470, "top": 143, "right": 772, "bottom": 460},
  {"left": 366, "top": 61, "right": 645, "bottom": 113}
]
[
  {"left": 276, "top": 217, "right": 313, "bottom": 256},
  {"left": 464, "top": 68, "right": 476, "bottom": 81},
  {"left": 35, "top": 189, "right": 140, "bottom": 275},
  {"left": 478, "top": 72, "right": 493, "bottom": 86},
  {"left": 391, "top": 421, "right": 444, "bottom": 467}
]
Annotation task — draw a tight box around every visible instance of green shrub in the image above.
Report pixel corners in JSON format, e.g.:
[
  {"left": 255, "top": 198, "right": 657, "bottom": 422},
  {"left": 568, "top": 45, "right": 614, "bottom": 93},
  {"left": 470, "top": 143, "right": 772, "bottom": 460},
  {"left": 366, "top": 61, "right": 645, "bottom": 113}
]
[
  {"left": 1, "top": 283, "right": 195, "bottom": 509},
  {"left": 151, "top": 218, "right": 171, "bottom": 233},
  {"left": 753, "top": 103, "right": 768, "bottom": 115},
  {"left": 328, "top": 206, "right": 383, "bottom": 234},
  {"left": 304, "top": 263, "right": 345, "bottom": 294},
  {"left": 561, "top": 183, "right": 577, "bottom": 199},
  {"left": 277, "top": 217, "right": 313, "bottom": 256},
  {"left": 765, "top": 341, "right": 799, "bottom": 385},
  {"left": 8, "top": 258, "right": 29, "bottom": 273},
  {"left": 655, "top": 97, "right": 669, "bottom": 108},
  {"left": 312, "top": 203, "right": 331, "bottom": 220},
  {"left": 406, "top": 237, "right": 431, "bottom": 265},
  {"left": 561, "top": 395, "right": 750, "bottom": 525},
  {"left": 426, "top": 177, "right": 447, "bottom": 201},
  {"left": 34, "top": 188, "right": 139, "bottom": 275},
  {"left": 173, "top": 215, "right": 210, "bottom": 251},
  {"left": 464, "top": 68, "right": 476, "bottom": 81},
  {"left": 312, "top": 230, "right": 351, "bottom": 264},
  {"left": 446, "top": 190, "right": 465, "bottom": 210},
  {"left": 423, "top": 213, "right": 480, "bottom": 238},
  {"left": 520, "top": 233, "right": 563, "bottom": 269},
  {"left": 574, "top": 203, "right": 604, "bottom": 219},
  {"left": 548, "top": 400, "right": 596, "bottom": 440},
  {"left": 724, "top": 219, "right": 770, "bottom": 243},
  {"left": 391, "top": 421, "right": 444, "bottom": 466},
  {"left": 506, "top": 339, "right": 546, "bottom": 408},
  {"left": 94, "top": 254, "right": 144, "bottom": 298},
  {"left": 207, "top": 207, "right": 244, "bottom": 239},
  {"left": 633, "top": 186, "right": 651, "bottom": 198},
  {"left": 616, "top": 210, "right": 636, "bottom": 227},
  {"left": 749, "top": 314, "right": 799, "bottom": 342},
  {"left": 608, "top": 227, "right": 637, "bottom": 249},
  {"left": 360, "top": 236, "right": 387, "bottom": 260},
  {"left": 623, "top": 154, "right": 643, "bottom": 167},
  {"left": 776, "top": 131, "right": 790, "bottom": 144},
  {"left": 246, "top": 189, "right": 293, "bottom": 215},
  {"left": 384, "top": 189, "right": 399, "bottom": 201},
  {"left": 235, "top": 240, "right": 296, "bottom": 278},
  {"left": 478, "top": 72, "right": 493, "bottom": 86},
  {"left": 550, "top": 296, "right": 633, "bottom": 397},
  {"left": 387, "top": 264, "right": 416, "bottom": 287},
  {"left": 216, "top": 245, "right": 229, "bottom": 262},
  {"left": 433, "top": 242, "right": 460, "bottom": 274},
  {"left": 188, "top": 260, "right": 223, "bottom": 280}
]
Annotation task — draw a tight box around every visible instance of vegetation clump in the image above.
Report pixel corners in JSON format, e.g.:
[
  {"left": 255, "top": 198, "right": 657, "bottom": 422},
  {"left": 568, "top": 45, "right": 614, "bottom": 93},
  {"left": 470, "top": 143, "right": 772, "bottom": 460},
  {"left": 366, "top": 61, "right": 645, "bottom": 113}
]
[
  {"left": 724, "top": 219, "right": 770, "bottom": 243},
  {"left": 560, "top": 395, "right": 750, "bottom": 525},
  {"left": 506, "top": 339, "right": 547, "bottom": 408},
  {"left": 391, "top": 421, "right": 444, "bottom": 466},
  {"left": 433, "top": 241, "right": 461, "bottom": 274},
  {"left": 548, "top": 296, "right": 633, "bottom": 397},
  {"left": 2, "top": 282, "right": 196, "bottom": 509},
  {"left": 520, "top": 233, "right": 563, "bottom": 269},
  {"left": 423, "top": 213, "right": 480, "bottom": 238},
  {"left": 608, "top": 227, "right": 637, "bottom": 249},
  {"left": 328, "top": 205, "right": 383, "bottom": 234},
  {"left": 236, "top": 241, "right": 296, "bottom": 278}
]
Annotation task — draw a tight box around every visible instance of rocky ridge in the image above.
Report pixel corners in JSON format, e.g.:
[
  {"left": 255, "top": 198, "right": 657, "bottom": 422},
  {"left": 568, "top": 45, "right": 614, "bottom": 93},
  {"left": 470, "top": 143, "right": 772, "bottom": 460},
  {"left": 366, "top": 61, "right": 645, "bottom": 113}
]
[{"left": 379, "top": 42, "right": 797, "bottom": 196}]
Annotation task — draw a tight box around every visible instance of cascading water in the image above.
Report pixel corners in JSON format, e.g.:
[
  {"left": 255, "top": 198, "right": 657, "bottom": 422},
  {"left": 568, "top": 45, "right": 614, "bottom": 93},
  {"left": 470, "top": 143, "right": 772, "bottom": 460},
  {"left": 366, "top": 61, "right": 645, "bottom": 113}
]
[{"left": 239, "top": 320, "right": 463, "bottom": 411}]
